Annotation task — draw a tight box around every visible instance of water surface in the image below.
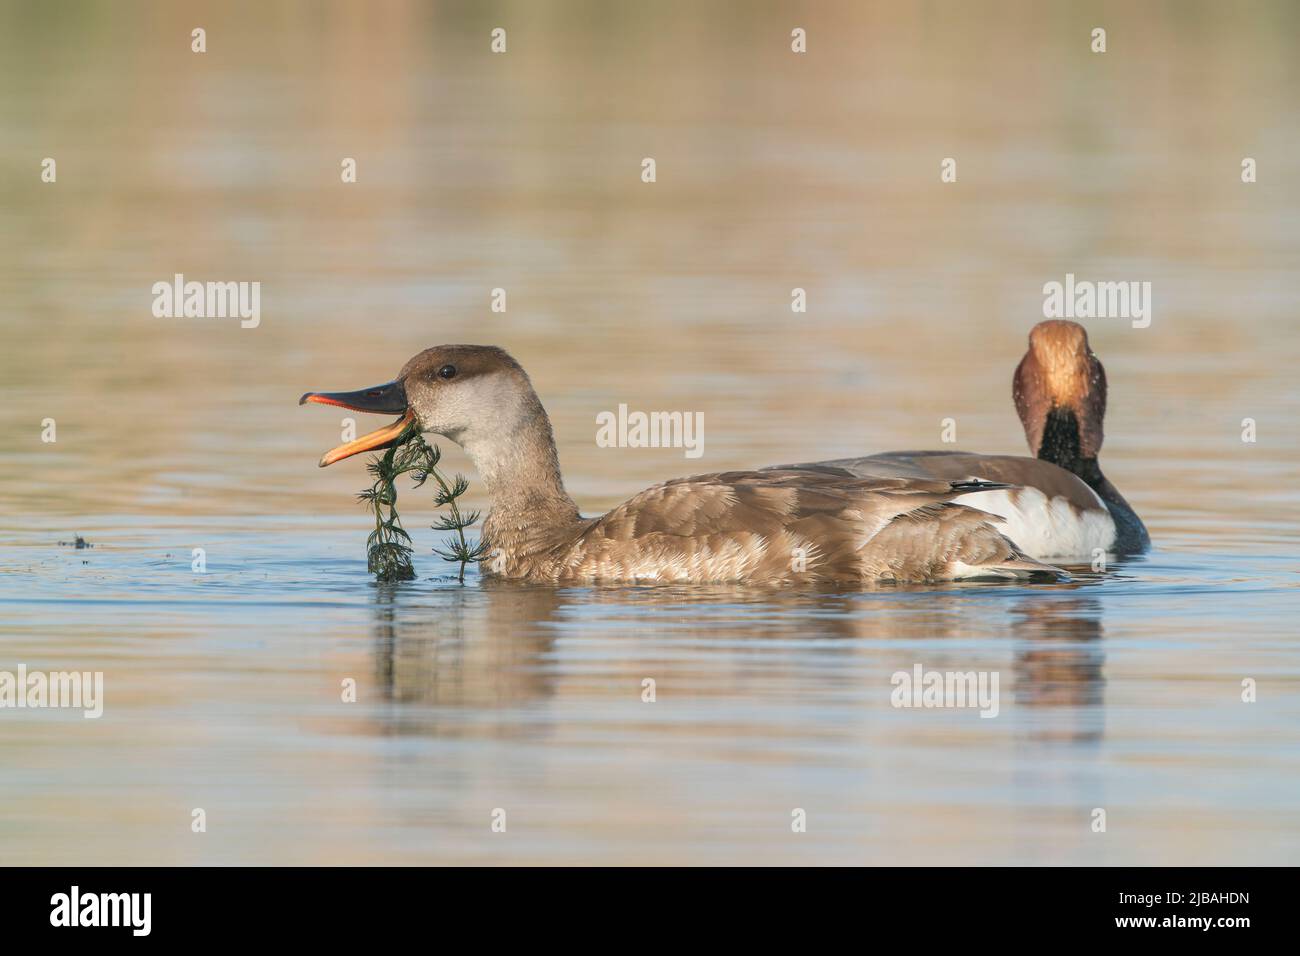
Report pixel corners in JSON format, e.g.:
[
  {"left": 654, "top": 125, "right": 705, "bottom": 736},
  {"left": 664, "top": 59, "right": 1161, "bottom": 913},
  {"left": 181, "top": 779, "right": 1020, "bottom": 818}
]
[{"left": 1, "top": 1, "right": 1298, "bottom": 865}]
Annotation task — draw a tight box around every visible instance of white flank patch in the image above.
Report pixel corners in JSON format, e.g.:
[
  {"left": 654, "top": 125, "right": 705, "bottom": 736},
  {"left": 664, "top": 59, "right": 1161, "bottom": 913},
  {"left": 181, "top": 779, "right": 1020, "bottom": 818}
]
[
  {"left": 954, "top": 487, "right": 1116, "bottom": 561},
  {"left": 948, "top": 561, "right": 1031, "bottom": 581}
]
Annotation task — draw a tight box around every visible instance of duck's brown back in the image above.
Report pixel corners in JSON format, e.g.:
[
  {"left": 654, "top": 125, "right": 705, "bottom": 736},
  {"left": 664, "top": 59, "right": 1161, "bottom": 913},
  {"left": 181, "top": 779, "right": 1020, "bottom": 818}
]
[{"left": 490, "top": 469, "right": 1061, "bottom": 586}]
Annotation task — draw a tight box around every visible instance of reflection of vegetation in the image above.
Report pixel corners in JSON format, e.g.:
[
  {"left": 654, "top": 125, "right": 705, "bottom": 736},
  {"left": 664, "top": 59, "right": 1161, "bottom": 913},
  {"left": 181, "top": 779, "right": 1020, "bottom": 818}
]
[{"left": 358, "top": 424, "right": 487, "bottom": 583}]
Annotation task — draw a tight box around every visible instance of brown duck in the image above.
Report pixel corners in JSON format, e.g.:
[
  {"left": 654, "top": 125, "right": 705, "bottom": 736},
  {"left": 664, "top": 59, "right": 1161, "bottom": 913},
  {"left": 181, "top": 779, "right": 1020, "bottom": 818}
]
[
  {"left": 302, "top": 346, "right": 1063, "bottom": 585},
  {"left": 773, "top": 320, "right": 1148, "bottom": 560}
]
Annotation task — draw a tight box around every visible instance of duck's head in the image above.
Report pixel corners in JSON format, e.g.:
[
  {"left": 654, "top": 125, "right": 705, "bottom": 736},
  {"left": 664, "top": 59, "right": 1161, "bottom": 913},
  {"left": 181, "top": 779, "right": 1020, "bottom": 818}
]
[
  {"left": 300, "top": 345, "right": 535, "bottom": 467},
  {"left": 1012, "top": 320, "right": 1107, "bottom": 469}
]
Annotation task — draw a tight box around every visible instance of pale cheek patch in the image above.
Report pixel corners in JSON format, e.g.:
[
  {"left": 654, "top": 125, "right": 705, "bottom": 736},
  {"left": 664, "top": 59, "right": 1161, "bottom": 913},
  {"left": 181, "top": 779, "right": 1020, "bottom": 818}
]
[
  {"left": 434, "top": 371, "right": 524, "bottom": 442},
  {"left": 954, "top": 488, "right": 1116, "bottom": 561}
]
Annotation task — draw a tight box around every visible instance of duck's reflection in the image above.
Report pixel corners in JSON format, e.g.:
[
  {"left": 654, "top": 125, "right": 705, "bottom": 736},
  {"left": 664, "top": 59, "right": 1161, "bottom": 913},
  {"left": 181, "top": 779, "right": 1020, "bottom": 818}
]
[
  {"left": 1008, "top": 594, "right": 1106, "bottom": 742},
  {"left": 367, "top": 575, "right": 1107, "bottom": 743},
  {"left": 371, "top": 579, "right": 562, "bottom": 716}
]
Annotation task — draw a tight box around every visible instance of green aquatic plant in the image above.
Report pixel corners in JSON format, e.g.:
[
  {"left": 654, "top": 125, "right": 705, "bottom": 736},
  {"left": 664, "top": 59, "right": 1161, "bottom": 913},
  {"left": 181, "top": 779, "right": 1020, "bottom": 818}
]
[
  {"left": 426, "top": 460, "right": 493, "bottom": 583},
  {"left": 357, "top": 425, "right": 489, "bottom": 583}
]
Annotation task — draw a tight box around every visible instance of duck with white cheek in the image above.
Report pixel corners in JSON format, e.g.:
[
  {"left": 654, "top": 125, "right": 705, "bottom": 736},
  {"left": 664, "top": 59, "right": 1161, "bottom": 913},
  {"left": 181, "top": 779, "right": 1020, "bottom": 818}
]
[{"left": 302, "top": 346, "right": 1064, "bottom": 586}]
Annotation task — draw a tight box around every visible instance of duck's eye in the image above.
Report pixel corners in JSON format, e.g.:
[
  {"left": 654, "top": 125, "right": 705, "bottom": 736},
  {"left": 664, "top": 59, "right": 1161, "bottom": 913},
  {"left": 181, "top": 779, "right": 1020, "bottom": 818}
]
[{"left": 437, "top": 364, "right": 457, "bottom": 380}]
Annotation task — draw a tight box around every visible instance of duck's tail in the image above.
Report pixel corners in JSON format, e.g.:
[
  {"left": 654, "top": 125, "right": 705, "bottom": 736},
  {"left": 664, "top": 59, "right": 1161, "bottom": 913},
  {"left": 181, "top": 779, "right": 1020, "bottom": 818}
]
[{"left": 864, "top": 499, "right": 1069, "bottom": 583}]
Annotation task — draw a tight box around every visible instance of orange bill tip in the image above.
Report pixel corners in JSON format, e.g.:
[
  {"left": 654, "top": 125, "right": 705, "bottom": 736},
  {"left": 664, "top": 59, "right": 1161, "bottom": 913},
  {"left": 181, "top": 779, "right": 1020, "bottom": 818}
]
[{"left": 317, "top": 409, "right": 416, "bottom": 467}]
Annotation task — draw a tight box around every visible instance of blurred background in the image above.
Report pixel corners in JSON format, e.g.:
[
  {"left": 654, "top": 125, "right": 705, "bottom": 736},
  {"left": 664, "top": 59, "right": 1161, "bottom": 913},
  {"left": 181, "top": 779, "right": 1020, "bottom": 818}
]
[
  {"left": 2, "top": 0, "right": 1296, "bottom": 524},
  {"left": 0, "top": 1, "right": 1297, "bottom": 865}
]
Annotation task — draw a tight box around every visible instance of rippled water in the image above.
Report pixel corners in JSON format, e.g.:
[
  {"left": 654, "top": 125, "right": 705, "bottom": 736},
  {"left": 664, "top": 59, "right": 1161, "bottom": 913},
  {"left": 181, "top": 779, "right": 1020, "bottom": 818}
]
[{"left": 2, "top": 1, "right": 1298, "bottom": 864}]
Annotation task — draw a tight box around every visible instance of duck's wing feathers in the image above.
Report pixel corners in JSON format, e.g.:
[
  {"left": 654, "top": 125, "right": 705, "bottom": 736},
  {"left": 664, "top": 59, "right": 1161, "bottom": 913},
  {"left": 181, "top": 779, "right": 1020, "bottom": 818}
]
[
  {"left": 561, "top": 469, "right": 1063, "bottom": 585},
  {"left": 773, "top": 452, "right": 1104, "bottom": 513},
  {"left": 769, "top": 453, "right": 1119, "bottom": 561}
]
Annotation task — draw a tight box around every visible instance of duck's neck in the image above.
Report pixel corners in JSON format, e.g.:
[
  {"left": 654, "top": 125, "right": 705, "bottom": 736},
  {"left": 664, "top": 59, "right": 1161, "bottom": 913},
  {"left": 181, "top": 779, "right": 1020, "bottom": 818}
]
[
  {"left": 460, "top": 405, "right": 584, "bottom": 558},
  {"left": 1037, "top": 408, "right": 1149, "bottom": 550}
]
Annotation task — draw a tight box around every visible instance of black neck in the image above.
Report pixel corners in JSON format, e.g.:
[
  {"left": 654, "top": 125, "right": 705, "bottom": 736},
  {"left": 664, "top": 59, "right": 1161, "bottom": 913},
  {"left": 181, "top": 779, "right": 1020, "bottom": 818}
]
[
  {"left": 1038, "top": 409, "right": 1099, "bottom": 481},
  {"left": 1037, "top": 408, "right": 1149, "bottom": 552}
]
